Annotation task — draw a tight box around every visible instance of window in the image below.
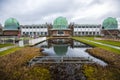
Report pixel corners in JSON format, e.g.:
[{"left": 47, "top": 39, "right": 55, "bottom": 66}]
[
  {"left": 34, "top": 32, "right": 36, "bottom": 35},
  {"left": 58, "top": 30, "right": 64, "bottom": 34},
  {"left": 26, "top": 32, "right": 29, "bottom": 35},
  {"left": 93, "top": 32, "right": 95, "bottom": 35},
  {"left": 74, "top": 32, "right": 77, "bottom": 35},
  {"left": 82, "top": 26, "right": 85, "bottom": 28},
  {"left": 41, "top": 32, "right": 43, "bottom": 35},
  {"left": 90, "top": 26, "right": 92, "bottom": 28},
  {"left": 97, "top": 32, "right": 99, "bottom": 35},
  {"left": 37, "top": 32, "right": 39, "bottom": 35},
  {"left": 30, "top": 32, "right": 32, "bottom": 35},
  {"left": 89, "top": 32, "right": 92, "bottom": 35},
  {"left": 97, "top": 26, "right": 100, "bottom": 28},
  {"left": 86, "top": 32, "right": 88, "bottom": 35},
  {"left": 45, "top": 32, "right": 47, "bottom": 35},
  {"left": 23, "top": 32, "right": 25, "bottom": 35},
  {"left": 94, "top": 26, "right": 96, "bottom": 28},
  {"left": 44, "top": 26, "right": 47, "bottom": 28},
  {"left": 78, "top": 32, "right": 81, "bottom": 35},
  {"left": 74, "top": 26, "right": 77, "bottom": 28},
  {"left": 82, "top": 32, "right": 84, "bottom": 35}
]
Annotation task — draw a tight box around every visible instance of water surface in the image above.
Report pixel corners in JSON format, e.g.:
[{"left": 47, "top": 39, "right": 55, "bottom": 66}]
[{"left": 35, "top": 39, "right": 107, "bottom": 66}]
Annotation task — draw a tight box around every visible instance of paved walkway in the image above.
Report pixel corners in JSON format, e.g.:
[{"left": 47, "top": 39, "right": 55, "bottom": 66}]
[
  {"left": 83, "top": 39, "right": 120, "bottom": 50},
  {"left": 0, "top": 46, "right": 15, "bottom": 52}
]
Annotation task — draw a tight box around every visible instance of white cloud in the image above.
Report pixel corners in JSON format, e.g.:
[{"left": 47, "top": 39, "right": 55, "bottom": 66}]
[{"left": 0, "top": 0, "right": 119, "bottom": 25}]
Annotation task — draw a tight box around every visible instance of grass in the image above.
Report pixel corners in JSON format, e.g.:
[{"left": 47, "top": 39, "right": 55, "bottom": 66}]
[
  {"left": 0, "top": 44, "right": 14, "bottom": 48},
  {"left": 0, "top": 47, "right": 21, "bottom": 56},
  {"left": 83, "top": 47, "right": 120, "bottom": 80},
  {"left": 0, "top": 47, "right": 51, "bottom": 80},
  {"left": 83, "top": 37, "right": 120, "bottom": 47},
  {"left": 86, "top": 48, "right": 120, "bottom": 68},
  {"left": 72, "top": 37, "right": 120, "bottom": 54},
  {"left": 19, "top": 37, "right": 32, "bottom": 40},
  {"left": 83, "top": 64, "right": 120, "bottom": 80}
]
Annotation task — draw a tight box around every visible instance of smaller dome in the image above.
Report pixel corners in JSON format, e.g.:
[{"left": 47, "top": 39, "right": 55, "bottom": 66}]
[
  {"left": 4, "top": 18, "right": 19, "bottom": 30},
  {"left": 102, "top": 17, "right": 118, "bottom": 30},
  {"left": 53, "top": 16, "right": 68, "bottom": 29}
]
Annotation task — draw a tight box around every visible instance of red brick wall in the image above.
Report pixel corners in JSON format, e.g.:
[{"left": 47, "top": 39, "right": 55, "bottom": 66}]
[{"left": 3, "top": 31, "right": 19, "bottom": 36}]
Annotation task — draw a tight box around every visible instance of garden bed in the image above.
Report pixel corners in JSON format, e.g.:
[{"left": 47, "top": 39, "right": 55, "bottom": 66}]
[
  {"left": 0, "top": 47, "right": 51, "bottom": 80},
  {"left": 83, "top": 48, "right": 120, "bottom": 80},
  {"left": 86, "top": 47, "right": 120, "bottom": 69}
]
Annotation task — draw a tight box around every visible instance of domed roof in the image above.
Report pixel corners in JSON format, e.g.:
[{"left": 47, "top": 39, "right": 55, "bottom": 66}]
[
  {"left": 102, "top": 17, "right": 118, "bottom": 30},
  {"left": 4, "top": 18, "right": 19, "bottom": 30},
  {"left": 53, "top": 45, "right": 68, "bottom": 56},
  {"left": 53, "top": 16, "right": 68, "bottom": 30}
]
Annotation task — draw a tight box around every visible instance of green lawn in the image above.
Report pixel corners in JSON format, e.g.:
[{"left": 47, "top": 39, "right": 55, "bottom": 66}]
[
  {"left": 83, "top": 37, "right": 120, "bottom": 47},
  {"left": 20, "top": 37, "right": 32, "bottom": 40},
  {"left": 72, "top": 37, "right": 120, "bottom": 54},
  {"left": 0, "top": 44, "right": 14, "bottom": 48},
  {"left": 0, "top": 47, "right": 21, "bottom": 56}
]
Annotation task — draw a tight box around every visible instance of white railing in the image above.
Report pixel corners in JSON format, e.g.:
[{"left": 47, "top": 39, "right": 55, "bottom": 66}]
[
  {"left": 29, "top": 37, "right": 46, "bottom": 46},
  {"left": 52, "top": 34, "right": 70, "bottom": 36}
]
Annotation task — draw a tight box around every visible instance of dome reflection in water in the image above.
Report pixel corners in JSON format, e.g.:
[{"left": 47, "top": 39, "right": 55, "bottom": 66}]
[
  {"left": 54, "top": 44, "right": 68, "bottom": 56},
  {"left": 35, "top": 39, "right": 107, "bottom": 66}
]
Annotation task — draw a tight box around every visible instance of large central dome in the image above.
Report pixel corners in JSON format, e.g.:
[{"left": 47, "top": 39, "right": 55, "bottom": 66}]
[
  {"left": 53, "top": 16, "right": 68, "bottom": 29},
  {"left": 4, "top": 18, "right": 19, "bottom": 30}
]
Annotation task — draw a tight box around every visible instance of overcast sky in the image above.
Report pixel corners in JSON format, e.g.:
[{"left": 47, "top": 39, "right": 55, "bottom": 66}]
[{"left": 0, "top": 0, "right": 120, "bottom": 26}]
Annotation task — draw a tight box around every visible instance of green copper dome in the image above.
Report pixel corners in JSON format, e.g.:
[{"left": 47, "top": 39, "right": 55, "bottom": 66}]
[
  {"left": 4, "top": 18, "right": 20, "bottom": 30},
  {"left": 53, "top": 16, "right": 68, "bottom": 30},
  {"left": 102, "top": 17, "right": 118, "bottom": 30}
]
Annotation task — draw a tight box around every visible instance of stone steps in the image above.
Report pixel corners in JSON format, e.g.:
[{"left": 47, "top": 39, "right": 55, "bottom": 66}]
[{"left": 29, "top": 56, "right": 94, "bottom": 66}]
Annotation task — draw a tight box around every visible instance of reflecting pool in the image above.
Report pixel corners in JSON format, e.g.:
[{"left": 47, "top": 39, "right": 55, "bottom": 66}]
[{"left": 35, "top": 39, "right": 107, "bottom": 66}]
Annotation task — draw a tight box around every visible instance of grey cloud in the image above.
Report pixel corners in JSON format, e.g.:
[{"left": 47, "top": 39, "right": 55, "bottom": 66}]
[{"left": 0, "top": 0, "right": 120, "bottom": 25}]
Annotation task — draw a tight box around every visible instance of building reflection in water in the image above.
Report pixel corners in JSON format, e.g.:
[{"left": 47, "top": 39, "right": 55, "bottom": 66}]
[
  {"left": 35, "top": 39, "right": 107, "bottom": 66},
  {"left": 38, "top": 38, "right": 90, "bottom": 56}
]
